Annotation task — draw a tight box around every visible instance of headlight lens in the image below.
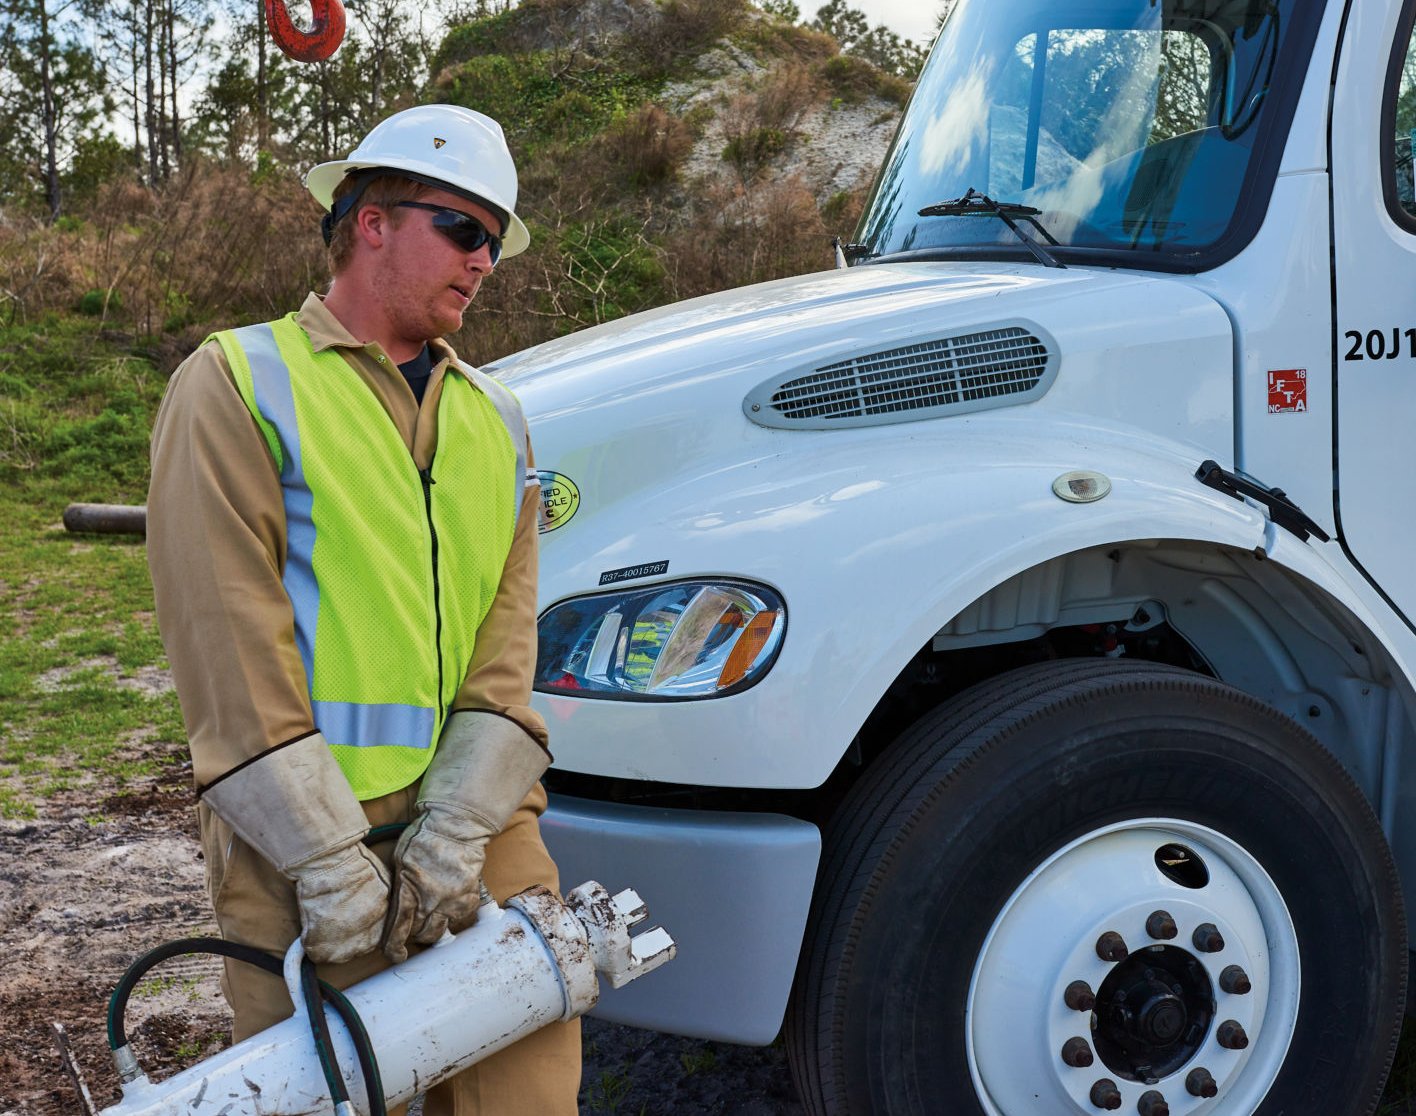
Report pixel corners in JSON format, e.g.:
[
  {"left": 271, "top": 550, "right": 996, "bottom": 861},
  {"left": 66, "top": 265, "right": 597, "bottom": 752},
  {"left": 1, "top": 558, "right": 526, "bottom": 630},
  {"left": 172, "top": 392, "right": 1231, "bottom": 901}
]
[{"left": 535, "top": 580, "right": 786, "bottom": 699}]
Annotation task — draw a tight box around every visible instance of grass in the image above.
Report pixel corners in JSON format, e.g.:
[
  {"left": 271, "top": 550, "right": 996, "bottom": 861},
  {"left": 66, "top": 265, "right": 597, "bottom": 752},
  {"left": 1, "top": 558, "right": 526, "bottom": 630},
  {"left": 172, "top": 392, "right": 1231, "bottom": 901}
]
[{"left": 0, "top": 316, "right": 184, "bottom": 819}]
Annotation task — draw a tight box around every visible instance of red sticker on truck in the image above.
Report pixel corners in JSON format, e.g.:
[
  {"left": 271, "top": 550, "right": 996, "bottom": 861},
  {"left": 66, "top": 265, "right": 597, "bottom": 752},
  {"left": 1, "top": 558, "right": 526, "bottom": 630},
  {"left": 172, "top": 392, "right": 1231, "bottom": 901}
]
[{"left": 1267, "top": 369, "right": 1307, "bottom": 414}]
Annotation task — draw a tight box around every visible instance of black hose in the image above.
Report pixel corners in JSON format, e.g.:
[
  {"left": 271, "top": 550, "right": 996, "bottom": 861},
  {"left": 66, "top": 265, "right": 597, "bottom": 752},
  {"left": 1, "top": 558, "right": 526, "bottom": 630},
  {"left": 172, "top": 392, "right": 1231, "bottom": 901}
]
[
  {"left": 107, "top": 936, "right": 387, "bottom": 1116},
  {"left": 322, "top": 982, "right": 386, "bottom": 1108},
  {"left": 301, "top": 954, "right": 351, "bottom": 1110}
]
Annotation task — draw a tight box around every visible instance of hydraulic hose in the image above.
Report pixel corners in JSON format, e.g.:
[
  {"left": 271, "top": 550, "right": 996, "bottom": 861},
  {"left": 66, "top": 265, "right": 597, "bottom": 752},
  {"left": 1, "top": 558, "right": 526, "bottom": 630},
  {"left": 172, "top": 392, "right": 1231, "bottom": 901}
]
[{"left": 106, "top": 936, "right": 386, "bottom": 1116}]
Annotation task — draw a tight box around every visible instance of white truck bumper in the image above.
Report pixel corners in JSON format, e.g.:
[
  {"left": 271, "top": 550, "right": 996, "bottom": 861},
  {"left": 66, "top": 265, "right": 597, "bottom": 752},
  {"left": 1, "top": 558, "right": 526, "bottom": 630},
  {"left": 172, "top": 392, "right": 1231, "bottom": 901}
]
[{"left": 541, "top": 793, "right": 821, "bottom": 1044}]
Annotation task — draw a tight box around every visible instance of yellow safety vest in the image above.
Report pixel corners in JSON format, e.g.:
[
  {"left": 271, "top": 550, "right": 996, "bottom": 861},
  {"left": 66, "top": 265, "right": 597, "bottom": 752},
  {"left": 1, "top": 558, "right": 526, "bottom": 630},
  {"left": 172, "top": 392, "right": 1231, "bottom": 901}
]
[{"left": 213, "top": 315, "right": 528, "bottom": 799}]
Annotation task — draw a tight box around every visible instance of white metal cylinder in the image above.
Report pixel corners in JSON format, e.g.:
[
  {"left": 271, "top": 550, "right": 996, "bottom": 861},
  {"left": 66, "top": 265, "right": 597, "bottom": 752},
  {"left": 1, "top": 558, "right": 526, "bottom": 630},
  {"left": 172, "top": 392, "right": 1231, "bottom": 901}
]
[{"left": 99, "top": 882, "right": 673, "bottom": 1116}]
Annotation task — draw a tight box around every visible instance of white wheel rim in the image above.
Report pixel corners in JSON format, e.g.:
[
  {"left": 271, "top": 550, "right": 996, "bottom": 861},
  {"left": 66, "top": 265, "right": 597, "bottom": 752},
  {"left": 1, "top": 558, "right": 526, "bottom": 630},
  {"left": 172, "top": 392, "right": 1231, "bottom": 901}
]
[{"left": 965, "top": 819, "right": 1300, "bottom": 1115}]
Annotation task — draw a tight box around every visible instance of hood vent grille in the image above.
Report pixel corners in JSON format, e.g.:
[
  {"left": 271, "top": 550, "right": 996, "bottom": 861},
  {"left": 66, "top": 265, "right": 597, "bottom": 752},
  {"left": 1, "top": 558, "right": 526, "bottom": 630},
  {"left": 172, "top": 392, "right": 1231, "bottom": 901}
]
[{"left": 745, "top": 324, "right": 1057, "bottom": 430}]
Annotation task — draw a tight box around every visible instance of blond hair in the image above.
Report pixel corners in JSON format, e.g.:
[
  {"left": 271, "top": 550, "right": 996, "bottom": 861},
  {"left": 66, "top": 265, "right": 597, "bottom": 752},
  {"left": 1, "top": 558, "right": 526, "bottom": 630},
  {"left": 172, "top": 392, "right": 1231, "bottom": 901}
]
[{"left": 327, "top": 173, "right": 434, "bottom": 273}]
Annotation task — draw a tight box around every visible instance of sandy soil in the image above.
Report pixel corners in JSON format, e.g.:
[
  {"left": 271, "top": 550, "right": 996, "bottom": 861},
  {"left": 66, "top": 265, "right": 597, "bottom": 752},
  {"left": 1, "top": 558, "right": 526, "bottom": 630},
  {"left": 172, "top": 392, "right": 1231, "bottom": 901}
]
[{"left": 0, "top": 754, "right": 802, "bottom": 1116}]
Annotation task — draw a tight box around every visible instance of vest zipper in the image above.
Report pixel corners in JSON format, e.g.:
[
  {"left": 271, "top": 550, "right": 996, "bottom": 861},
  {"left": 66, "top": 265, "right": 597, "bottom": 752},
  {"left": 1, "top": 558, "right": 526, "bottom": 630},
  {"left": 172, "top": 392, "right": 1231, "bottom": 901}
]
[{"left": 419, "top": 464, "right": 445, "bottom": 725}]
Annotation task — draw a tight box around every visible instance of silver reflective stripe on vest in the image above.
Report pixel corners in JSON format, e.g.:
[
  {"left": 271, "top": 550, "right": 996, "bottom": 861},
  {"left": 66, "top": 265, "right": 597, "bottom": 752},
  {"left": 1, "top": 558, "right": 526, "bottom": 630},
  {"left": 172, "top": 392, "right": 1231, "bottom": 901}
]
[
  {"left": 234, "top": 322, "right": 434, "bottom": 751},
  {"left": 460, "top": 361, "right": 527, "bottom": 530},
  {"left": 313, "top": 700, "right": 436, "bottom": 751},
  {"left": 233, "top": 323, "right": 319, "bottom": 685}
]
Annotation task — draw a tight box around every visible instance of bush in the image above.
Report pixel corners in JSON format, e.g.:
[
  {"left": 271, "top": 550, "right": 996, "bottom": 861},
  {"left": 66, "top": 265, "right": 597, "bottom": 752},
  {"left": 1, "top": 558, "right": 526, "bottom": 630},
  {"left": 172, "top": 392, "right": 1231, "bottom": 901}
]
[
  {"left": 76, "top": 289, "right": 120, "bottom": 316},
  {"left": 602, "top": 105, "right": 695, "bottom": 186},
  {"left": 663, "top": 175, "right": 832, "bottom": 299},
  {"left": 635, "top": 0, "right": 749, "bottom": 71},
  {"left": 42, "top": 392, "right": 154, "bottom": 489},
  {"left": 820, "top": 53, "right": 912, "bottom": 107},
  {"left": 441, "top": 53, "right": 557, "bottom": 132},
  {"left": 722, "top": 126, "right": 789, "bottom": 175},
  {"left": 753, "top": 63, "right": 824, "bottom": 133}
]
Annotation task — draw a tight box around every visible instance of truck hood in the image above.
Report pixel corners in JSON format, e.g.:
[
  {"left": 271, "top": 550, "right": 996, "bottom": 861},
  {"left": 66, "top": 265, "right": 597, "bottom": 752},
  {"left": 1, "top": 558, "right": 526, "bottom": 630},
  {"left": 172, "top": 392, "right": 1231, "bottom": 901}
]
[
  {"left": 496, "top": 260, "right": 1235, "bottom": 556},
  {"left": 496, "top": 261, "right": 1083, "bottom": 400}
]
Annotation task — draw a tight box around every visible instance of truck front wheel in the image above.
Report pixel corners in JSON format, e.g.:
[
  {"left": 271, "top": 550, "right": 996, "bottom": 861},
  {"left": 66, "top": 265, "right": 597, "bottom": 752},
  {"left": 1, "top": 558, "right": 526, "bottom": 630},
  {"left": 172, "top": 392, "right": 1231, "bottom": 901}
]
[{"left": 786, "top": 659, "right": 1405, "bottom": 1115}]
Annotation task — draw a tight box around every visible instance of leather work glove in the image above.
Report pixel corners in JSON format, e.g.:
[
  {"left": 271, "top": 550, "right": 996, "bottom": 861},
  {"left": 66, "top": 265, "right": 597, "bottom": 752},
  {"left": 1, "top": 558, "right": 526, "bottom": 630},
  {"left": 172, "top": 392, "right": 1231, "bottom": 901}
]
[
  {"left": 382, "top": 711, "right": 549, "bottom": 964},
  {"left": 202, "top": 733, "right": 390, "bottom": 965}
]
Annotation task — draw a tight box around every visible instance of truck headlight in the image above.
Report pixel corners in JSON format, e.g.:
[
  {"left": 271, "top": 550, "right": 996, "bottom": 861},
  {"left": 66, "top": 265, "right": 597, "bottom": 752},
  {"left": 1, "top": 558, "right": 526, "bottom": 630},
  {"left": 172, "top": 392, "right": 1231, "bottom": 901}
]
[{"left": 535, "top": 580, "right": 786, "bottom": 699}]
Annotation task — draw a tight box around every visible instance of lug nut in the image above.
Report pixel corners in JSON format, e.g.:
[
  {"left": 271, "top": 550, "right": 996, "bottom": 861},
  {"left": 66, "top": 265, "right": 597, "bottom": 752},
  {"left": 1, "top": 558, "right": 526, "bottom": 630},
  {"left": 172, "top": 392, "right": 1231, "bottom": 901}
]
[
  {"left": 1186, "top": 1068, "right": 1219, "bottom": 1098},
  {"left": 1065, "top": 980, "right": 1097, "bottom": 1012},
  {"left": 1192, "top": 922, "right": 1225, "bottom": 952},
  {"left": 1145, "top": 910, "right": 1178, "bottom": 940},
  {"left": 1219, "top": 965, "right": 1252, "bottom": 994},
  {"left": 1061, "top": 1036, "right": 1095, "bottom": 1067},
  {"left": 1217, "top": 1019, "right": 1249, "bottom": 1049},
  {"left": 1097, "top": 931, "right": 1129, "bottom": 962},
  {"left": 1090, "top": 1078, "right": 1123, "bottom": 1110},
  {"left": 1137, "top": 1091, "right": 1170, "bottom": 1116}
]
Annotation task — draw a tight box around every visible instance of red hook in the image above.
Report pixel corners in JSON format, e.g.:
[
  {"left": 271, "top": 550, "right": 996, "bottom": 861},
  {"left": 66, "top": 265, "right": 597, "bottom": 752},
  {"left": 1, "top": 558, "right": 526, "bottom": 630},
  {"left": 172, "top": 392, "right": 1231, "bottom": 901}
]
[{"left": 265, "top": 0, "right": 346, "bottom": 63}]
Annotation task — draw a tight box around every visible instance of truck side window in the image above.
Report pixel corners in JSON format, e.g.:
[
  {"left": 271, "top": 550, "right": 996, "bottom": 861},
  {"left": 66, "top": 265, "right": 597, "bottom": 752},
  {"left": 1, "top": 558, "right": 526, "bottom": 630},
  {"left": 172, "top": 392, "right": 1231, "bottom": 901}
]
[{"left": 1392, "top": 22, "right": 1416, "bottom": 217}]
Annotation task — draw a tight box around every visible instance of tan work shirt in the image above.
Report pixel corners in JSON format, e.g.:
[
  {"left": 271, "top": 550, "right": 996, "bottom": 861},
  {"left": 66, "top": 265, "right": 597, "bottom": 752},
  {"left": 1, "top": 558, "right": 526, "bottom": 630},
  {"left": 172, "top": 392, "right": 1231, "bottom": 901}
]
[{"left": 148, "top": 293, "right": 548, "bottom": 792}]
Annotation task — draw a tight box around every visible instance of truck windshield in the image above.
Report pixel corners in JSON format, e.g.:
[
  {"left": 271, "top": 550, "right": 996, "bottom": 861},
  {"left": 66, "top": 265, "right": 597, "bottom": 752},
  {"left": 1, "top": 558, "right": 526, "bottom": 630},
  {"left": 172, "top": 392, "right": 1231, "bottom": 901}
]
[{"left": 858, "top": 0, "right": 1324, "bottom": 269}]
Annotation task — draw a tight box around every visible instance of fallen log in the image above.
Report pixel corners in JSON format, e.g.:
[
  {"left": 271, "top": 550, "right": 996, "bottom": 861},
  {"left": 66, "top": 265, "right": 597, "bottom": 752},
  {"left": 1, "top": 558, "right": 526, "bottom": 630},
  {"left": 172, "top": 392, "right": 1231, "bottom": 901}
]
[{"left": 63, "top": 503, "right": 147, "bottom": 536}]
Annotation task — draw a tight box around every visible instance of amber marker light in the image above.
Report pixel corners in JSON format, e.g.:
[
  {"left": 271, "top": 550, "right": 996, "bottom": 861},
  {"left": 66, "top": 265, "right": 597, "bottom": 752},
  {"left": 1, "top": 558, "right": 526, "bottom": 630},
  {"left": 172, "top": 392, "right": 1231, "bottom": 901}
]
[{"left": 718, "top": 608, "right": 781, "bottom": 689}]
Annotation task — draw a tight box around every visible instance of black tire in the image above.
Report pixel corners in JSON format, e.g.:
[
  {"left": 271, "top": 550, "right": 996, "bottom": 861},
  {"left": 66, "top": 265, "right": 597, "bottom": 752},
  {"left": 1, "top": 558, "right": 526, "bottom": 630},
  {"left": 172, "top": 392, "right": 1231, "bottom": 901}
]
[{"left": 785, "top": 659, "right": 1406, "bottom": 1115}]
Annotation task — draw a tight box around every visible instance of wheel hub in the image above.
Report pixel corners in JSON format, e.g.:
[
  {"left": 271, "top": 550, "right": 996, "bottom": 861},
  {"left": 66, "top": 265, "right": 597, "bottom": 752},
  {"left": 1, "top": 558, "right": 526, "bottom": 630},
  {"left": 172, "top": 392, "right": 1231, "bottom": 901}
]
[{"left": 1093, "top": 946, "right": 1214, "bottom": 1080}]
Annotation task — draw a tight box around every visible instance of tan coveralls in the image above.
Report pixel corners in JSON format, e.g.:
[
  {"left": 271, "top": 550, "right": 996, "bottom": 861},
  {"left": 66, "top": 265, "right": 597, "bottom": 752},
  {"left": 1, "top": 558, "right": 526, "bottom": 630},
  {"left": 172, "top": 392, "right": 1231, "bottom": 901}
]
[{"left": 147, "top": 293, "right": 580, "bottom": 1115}]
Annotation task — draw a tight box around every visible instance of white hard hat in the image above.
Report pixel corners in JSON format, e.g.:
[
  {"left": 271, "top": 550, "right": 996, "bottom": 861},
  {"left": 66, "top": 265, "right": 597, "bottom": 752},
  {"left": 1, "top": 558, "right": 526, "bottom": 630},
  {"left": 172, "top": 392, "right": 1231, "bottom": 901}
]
[{"left": 306, "top": 104, "right": 530, "bottom": 258}]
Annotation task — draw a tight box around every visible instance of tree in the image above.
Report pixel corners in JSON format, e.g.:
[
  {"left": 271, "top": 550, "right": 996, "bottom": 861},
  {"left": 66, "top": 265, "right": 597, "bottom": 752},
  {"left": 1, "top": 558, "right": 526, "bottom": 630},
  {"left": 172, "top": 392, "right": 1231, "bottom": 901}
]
[
  {"left": 759, "top": 0, "right": 800, "bottom": 21},
  {"left": 0, "top": 0, "right": 113, "bottom": 220},
  {"left": 85, "top": 0, "right": 212, "bottom": 186},
  {"left": 810, "top": 0, "right": 925, "bottom": 78}
]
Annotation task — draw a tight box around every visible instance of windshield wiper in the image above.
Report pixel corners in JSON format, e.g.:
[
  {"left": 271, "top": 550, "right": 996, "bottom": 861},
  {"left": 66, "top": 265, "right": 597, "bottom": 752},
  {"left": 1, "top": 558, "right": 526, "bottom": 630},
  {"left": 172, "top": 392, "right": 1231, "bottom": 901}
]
[{"left": 918, "top": 188, "right": 1066, "bottom": 269}]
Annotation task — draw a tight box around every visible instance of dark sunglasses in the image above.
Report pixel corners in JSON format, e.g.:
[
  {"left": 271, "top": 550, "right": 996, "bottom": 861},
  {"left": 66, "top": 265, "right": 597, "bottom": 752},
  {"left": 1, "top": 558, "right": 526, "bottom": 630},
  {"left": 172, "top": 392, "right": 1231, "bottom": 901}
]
[{"left": 396, "top": 201, "right": 503, "bottom": 264}]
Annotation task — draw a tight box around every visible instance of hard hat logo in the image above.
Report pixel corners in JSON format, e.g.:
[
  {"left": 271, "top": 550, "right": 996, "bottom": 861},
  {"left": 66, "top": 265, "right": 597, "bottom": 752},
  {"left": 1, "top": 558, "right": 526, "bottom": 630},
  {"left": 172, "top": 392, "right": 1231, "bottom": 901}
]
[{"left": 305, "top": 104, "right": 530, "bottom": 259}]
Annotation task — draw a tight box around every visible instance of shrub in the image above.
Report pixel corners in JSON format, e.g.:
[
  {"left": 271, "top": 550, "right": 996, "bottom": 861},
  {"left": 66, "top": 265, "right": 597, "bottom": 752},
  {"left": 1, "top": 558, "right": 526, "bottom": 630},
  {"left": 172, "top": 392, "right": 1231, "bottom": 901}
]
[
  {"left": 820, "top": 53, "right": 912, "bottom": 107},
  {"left": 753, "top": 62, "right": 825, "bottom": 133},
  {"left": 635, "top": 0, "right": 749, "bottom": 71},
  {"left": 663, "top": 175, "right": 832, "bottom": 299},
  {"left": 542, "top": 91, "right": 601, "bottom": 142},
  {"left": 722, "top": 126, "right": 789, "bottom": 175},
  {"left": 602, "top": 105, "right": 695, "bottom": 186}
]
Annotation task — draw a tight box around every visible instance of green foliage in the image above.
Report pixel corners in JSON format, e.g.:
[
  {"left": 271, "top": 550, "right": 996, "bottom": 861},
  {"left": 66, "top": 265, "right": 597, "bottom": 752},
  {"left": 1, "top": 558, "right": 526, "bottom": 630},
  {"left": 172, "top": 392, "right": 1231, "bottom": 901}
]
[
  {"left": 556, "top": 217, "right": 666, "bottom": 325},
  {"left": 431, "top": 5, "right": 527, "bottom": 71},
  {"left": 0, "top": 317, "right": 161, "bottom": 492},
  {"left": 76, "top": 288, "right": 118, "bottom": 316},
  {"left": 822, "top": 188, "right": 855, "bottom": 224},
  {"left": 601, "top": 104, "right": 695, "bottom": 186},
  {"left": 723, "top": 126, "right": 789, "bottom": 173},
  {"left": 800, "top": 1, "right": 928, "bottom": 78},
  {"left": 758, "top": 0, "right": 800, "bottom": 21},
  {"left": 679, "top": 1046, "right": 718, "bottom": 1075},
  {"left": 584, "top": 1066, "right": 633, "bottom": 1113},
  {"left": 0, "top": 319, "right": 183, "bottom": 820},
  {"left": 64, "top": 133, "right": 133, "bottom": 205},
  {"left": 0, "top": 0, "right": 115, "bottom": 218},
  {"left": 821, "top": 53, "right": 912, "bottom": 107},
  {"left": 440, "top": 49, "right": 661, "bottom": 150}
]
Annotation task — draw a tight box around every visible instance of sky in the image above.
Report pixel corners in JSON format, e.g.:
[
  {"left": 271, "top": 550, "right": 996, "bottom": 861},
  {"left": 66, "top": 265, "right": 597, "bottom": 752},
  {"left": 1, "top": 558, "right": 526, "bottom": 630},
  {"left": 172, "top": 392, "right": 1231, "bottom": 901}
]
[{"left": 851, "top": 0, "right": 948, "bottom": 46}]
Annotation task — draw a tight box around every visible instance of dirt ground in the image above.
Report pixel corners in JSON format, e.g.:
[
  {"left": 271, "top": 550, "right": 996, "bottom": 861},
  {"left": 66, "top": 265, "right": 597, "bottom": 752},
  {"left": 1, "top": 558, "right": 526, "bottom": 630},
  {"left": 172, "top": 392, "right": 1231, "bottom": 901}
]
[{"left": 0, "top": 750, "right": 803, "bottom": 1116}]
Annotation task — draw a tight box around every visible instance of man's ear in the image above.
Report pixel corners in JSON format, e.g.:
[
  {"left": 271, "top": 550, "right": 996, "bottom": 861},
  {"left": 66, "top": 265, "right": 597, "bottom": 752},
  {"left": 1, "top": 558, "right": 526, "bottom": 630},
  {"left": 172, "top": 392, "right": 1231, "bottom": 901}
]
[{"left": 353, "top": 203, "right": 388, "bottom": 249}]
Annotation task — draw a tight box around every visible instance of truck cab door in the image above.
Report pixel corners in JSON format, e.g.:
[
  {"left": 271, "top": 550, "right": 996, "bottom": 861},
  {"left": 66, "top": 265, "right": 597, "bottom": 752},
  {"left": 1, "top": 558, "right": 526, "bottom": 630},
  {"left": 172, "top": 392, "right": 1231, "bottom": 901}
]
[{"left": 1331, "top": 3, "right": 1416, "bottom": 626}]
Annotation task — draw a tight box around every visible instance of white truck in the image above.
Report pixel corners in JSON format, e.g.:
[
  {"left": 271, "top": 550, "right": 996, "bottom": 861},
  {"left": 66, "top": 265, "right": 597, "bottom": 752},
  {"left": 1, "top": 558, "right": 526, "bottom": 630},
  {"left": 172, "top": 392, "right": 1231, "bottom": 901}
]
[{"left": 494, "top": 0, "right": 1416, "bottom": 1111}]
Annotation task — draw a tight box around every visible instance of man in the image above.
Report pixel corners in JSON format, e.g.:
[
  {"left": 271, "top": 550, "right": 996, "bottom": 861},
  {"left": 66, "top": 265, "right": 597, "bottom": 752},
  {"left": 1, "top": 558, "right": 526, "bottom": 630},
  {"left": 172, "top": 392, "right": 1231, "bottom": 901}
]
[{"left": 146, "top": 104, "right": 579, "bottom": 1115}]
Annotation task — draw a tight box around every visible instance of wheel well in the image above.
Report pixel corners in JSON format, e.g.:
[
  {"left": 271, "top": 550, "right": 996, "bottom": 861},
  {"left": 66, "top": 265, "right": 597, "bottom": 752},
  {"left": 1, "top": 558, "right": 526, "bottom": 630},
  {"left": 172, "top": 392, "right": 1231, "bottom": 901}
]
[{"left": 819, "top": 539, "right": 1416, "bottom": 889}]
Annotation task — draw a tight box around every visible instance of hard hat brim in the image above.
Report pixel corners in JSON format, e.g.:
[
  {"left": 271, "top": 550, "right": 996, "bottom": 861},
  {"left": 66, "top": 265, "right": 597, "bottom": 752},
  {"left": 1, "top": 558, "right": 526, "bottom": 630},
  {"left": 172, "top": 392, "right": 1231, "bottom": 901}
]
[{"left": 306, "top": 157, "right": 531, "bottom": 259}]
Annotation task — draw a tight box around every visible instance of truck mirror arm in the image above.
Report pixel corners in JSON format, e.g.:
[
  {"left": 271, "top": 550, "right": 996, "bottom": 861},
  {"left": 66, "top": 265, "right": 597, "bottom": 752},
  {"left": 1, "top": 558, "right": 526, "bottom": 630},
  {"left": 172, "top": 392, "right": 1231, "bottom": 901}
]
[{"left": 1195, "top": 458, "right": 1331, "bottom": 543}]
